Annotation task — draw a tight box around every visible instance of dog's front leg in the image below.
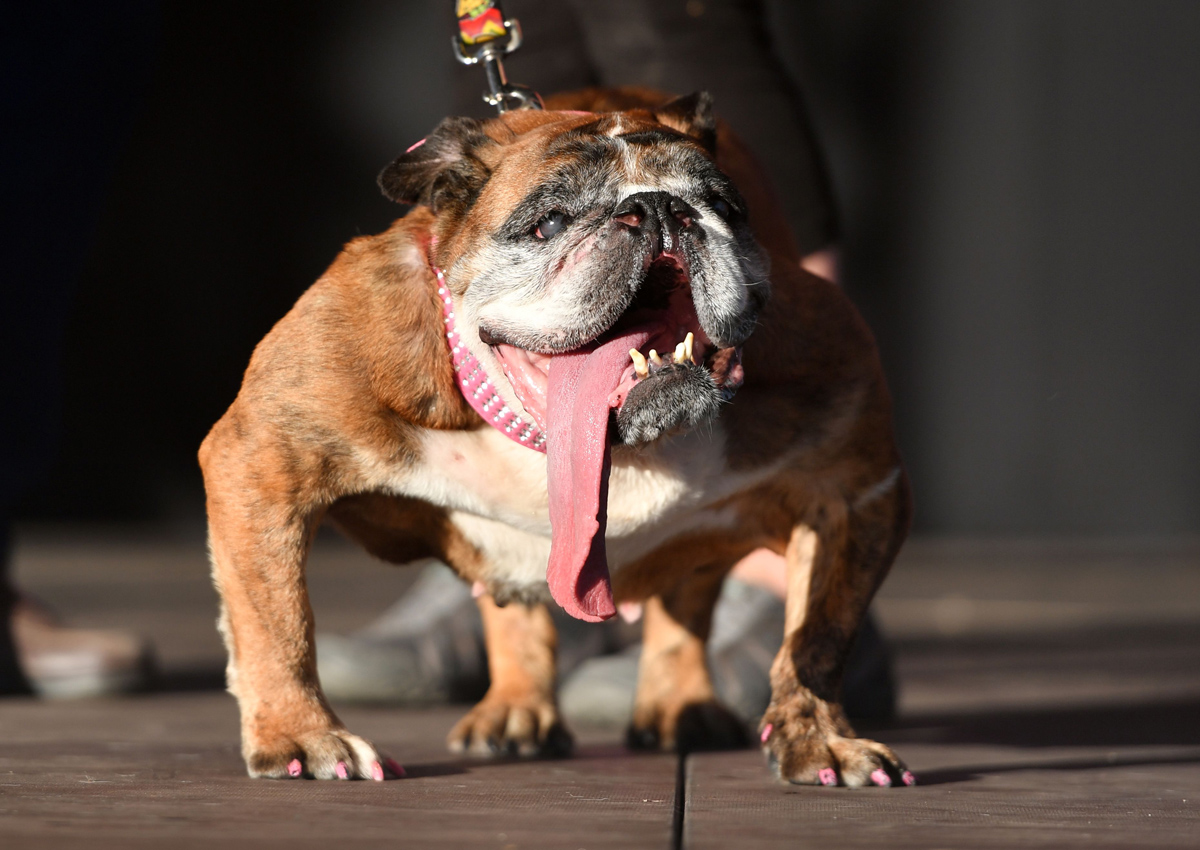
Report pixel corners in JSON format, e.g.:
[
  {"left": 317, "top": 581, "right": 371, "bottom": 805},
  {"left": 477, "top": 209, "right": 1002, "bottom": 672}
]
[
  {"left": 627, "top": 569, "right": 749, "bottom": 753},
  {"left": 758, "top": 479, "right": 913, "bottom": 788},
  {"left": 204, "top": 445, "right": 387, "bottom": 780},
  {"left": 446, "top": 596, "right": 572, "bottom": 758}
]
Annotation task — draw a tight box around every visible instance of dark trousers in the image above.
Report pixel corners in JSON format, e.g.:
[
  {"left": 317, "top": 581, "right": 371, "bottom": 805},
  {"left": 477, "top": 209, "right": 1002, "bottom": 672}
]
[
  {"left": 457, "top": 0, "right": 837, "bottom": 255},
  {"left": 0, "top": 2, "right": 157, "bottom": 694}
]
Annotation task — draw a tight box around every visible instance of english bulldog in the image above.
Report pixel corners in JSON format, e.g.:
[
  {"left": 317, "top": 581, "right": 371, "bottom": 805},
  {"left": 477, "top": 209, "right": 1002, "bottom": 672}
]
[{"left": 200, "top": 87, "right": 913, "bottom": 787}]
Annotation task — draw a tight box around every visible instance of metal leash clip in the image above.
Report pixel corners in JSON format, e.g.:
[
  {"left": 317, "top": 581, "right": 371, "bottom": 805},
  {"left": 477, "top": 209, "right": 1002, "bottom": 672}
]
[{"left": 453, "top": 0, "right": 543, "bottom": 113}]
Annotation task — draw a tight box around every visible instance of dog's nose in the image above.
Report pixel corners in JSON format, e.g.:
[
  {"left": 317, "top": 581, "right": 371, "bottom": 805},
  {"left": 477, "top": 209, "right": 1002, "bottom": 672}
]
[{"left": 613, "top": 191, "right": 695, "bottom": 254}]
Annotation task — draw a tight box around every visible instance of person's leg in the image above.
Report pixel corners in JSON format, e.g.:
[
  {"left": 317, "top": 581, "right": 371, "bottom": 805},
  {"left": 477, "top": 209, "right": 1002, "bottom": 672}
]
[
  {"left": 316, "top": 559, "right": 618, "bottom": 703},
  {"left": 0, "top": 522, "right": 33, "bottom": 695},
  {"left": 564, "top": 0, "right": 839, "bottom": 256},
  {"left": 0, "top": 3, "right": 158, "bottom": 698},
  {"left": 317, "top": 561, "right": 488, "bottom": 703}
]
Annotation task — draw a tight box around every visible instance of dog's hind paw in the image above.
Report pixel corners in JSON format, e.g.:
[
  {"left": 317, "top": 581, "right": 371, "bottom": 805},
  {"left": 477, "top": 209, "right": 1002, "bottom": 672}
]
[
  {"left": 246, "top": 728, "right": 400, "bottom": 781},
  {"left": 447, "top": 695, "right": 573, "bottom": 758},
  {"left": 627, "top": 699, "right": 749, "bottom": 753}
]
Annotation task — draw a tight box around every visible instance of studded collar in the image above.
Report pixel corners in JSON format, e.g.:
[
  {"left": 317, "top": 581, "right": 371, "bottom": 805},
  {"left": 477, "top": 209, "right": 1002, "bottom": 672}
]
[{"left": 434, "top": 266, "right": 547, "bottom": 453}]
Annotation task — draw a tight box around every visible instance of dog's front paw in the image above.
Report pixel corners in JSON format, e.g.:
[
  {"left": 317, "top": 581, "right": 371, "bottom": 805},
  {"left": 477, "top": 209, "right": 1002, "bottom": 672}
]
[
  {"left": 758, "top": 698, "right": 912, "bottom": 788},
  {"left": 246, "top": 727, "right": 401, "bottom": 781},
  {"left": 627, "top": 698, "right": 749, "bottom": 753},
  {"left": 447, "top": 694, "right": 573, "bottom": 758}
]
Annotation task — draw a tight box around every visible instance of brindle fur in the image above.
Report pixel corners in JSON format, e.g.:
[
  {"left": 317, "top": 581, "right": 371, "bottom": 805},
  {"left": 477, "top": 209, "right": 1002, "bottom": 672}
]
[
  {"left": 201, "top": 87, "right": 911, "bottom": 785},
  {"left": 446, "top": 596, "right": 572, "bottom": 757}
]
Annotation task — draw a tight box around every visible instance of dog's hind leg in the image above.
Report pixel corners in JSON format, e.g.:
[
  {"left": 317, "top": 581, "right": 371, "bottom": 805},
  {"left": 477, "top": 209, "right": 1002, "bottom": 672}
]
[
  {"left": 757, "top": 467, "right": 913, "bottom": 788},
  {"left": 202, "top": 433, "right": 388, "bottom": 781},
  {"left": 446, "top": 595, "right": 573, "bottom": 758},
  {"left": 626, "top": 566, "right": 749, "bottom": 753}
]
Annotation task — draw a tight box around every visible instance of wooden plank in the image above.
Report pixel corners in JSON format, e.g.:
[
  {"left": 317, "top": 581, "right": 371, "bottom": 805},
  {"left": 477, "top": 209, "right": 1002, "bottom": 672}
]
[
  {"left": 684, "top": 743, "right": 1200, "bottom": 849},
  {"left": 684, "top": 619, "right": 1200, "bottom": 848},
  {"left": 9, "top": 532, "right": 1200, "bottom": 848},
  {"left": 0, "top": 695, "right": 677, "bottom": 849}
]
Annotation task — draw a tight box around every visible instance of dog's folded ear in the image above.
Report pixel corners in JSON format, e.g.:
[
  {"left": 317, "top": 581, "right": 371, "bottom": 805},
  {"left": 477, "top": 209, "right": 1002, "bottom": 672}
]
[
  {"left": 654, "top": 91, "right": 717, "bottom": 153},
  {"left": 379, "top": 117, "right": 497, "bottom": 213}
]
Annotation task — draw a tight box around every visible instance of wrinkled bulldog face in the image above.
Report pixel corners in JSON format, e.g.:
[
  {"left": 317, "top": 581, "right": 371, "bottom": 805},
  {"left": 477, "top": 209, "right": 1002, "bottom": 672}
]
[
  {"left": 380, "top": 93, "right": 769, "bottom": 448},
  {"left": 380, "top": 93, "right": 771, "bottom": 623}
]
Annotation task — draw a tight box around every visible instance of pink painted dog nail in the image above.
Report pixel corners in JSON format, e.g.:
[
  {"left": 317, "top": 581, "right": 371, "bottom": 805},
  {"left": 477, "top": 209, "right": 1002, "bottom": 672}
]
[
  {"left": 871, "top": 768, "right": 891, "bottom": 787},
  {"left": 760, "top": 723, "right": 773, "bottom": 743},
  {"left": 287, "top": 758, "right": 302, "bottom": 778},
  {"left": 902, "top": 770, "right": 916, "bottom": 786},
  {"left": 385, "top": 758, "right": 406, "bottom": 778},
  {"left": 371, "top": 762, "right": 384, "bottom": 782},
  {"left": 818, "top": 768, "right": 837, "bottom": 786},
  {"left": 336, "top": 761, "right": 349, "bottom": 780}
]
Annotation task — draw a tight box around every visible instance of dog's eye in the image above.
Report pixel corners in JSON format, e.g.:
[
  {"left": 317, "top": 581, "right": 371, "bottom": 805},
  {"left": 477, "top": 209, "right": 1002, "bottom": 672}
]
[
  {"left": 534, "top": 211, "right": 568, "bottom": 239},
  {"left": 710, "top": 198, "right": 732, "bottom": 220}
]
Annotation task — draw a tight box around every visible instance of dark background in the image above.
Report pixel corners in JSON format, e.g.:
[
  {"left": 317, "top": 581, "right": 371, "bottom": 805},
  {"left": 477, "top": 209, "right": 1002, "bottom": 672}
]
[{"left": 7, "top": 0, "right": 1200, "bottom": 536}]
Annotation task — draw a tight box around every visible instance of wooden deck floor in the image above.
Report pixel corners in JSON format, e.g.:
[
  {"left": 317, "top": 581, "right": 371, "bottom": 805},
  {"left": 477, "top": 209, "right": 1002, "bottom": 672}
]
[{"left": 2, "top": 530, "right": 1199, "bottom": 848}]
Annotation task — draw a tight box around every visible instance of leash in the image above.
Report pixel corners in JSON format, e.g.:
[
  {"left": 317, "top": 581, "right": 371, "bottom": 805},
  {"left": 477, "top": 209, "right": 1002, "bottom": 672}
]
[
  {"left": 452, "top": 0, "right": 543, "bottom": 113},
  {"left": 439, "top": 3, "right": 548, "bottom": 450}
]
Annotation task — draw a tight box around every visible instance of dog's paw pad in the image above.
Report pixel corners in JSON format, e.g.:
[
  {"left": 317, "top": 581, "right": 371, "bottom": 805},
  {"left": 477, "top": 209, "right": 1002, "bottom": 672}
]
[
  {"left": 625, "top": 725, "right": 661, "bottom": 751},
  {"left": 818, "top": 767, "right": 838, "bottom": 786},
  {"left": 630, "top": 699, "right": 748, "bottom": 754},
  {"left": 673, "top": 701, "right": 749, "bottom": 753}
]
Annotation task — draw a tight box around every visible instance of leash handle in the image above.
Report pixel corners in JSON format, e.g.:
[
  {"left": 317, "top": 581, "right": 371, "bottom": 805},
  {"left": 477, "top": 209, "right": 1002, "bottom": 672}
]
[{"left": 452, "top": 0, "right": 543, "bottom": 113}]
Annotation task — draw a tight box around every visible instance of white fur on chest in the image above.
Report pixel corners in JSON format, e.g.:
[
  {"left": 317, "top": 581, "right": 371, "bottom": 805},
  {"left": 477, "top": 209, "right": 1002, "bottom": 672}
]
[
  {"left": 358, "top": 423, "right": 773, "bottom": 588},
  {"left": 410, "top": 426, "right": 732, "bottom": 537}
]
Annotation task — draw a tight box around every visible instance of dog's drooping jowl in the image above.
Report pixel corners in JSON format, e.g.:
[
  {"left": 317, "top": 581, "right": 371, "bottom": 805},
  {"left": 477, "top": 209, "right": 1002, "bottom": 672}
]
[{"left": 200, "top": 88, "right": 912, "bottom": 787}]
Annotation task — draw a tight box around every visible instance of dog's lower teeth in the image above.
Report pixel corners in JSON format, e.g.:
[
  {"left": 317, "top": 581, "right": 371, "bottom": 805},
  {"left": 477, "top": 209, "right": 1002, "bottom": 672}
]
[
  {"left": 630, "top": 348, "right": 649, "bottom": 378},
  {"left": 632, "top": 335, "right": 699, "bottom": 379}
]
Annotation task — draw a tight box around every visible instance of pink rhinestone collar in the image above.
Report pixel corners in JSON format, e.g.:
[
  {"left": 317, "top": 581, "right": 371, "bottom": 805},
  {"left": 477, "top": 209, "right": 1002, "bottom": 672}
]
[{"left": 435, "top": 267, "right": 547, "bottom": 453}]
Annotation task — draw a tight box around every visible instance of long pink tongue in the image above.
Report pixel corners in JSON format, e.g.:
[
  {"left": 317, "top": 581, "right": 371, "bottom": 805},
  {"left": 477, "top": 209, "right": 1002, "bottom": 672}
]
[{"left": 545, "top": 329, "right": 651, "bottom": 622}]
